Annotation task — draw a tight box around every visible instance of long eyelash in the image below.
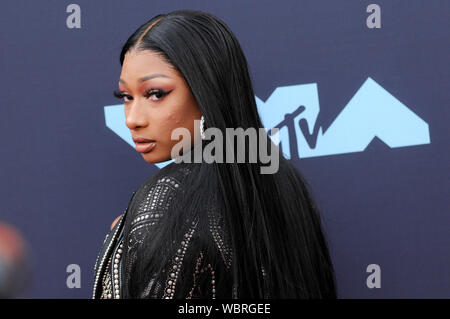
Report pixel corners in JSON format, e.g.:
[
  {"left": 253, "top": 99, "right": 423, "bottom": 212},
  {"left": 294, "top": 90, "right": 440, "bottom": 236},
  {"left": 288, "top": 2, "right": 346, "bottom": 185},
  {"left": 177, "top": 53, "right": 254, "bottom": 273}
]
[
  {"left": 144, "top": 88, "right": 174, "bottom": 99},
  {"left": 113, "top": 90, "right": 130, "bottom": 100},
  {"left": 112, "top": 89, "right": 174, "bottom": 101}
]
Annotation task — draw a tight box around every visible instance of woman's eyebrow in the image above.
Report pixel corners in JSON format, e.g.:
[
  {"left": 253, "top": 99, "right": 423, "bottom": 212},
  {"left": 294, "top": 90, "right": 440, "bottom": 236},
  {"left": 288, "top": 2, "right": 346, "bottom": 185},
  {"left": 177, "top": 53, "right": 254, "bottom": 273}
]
[{"left": 119, "top": 73, "right": 171, "bottom": 84}]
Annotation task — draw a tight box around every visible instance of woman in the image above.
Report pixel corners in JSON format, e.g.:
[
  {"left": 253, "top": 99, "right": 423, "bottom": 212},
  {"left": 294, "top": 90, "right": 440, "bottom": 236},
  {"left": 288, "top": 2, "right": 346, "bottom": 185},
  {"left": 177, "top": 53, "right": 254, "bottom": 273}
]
[{"left": 93, "top": 9, "right": 337, "bottom": 299}]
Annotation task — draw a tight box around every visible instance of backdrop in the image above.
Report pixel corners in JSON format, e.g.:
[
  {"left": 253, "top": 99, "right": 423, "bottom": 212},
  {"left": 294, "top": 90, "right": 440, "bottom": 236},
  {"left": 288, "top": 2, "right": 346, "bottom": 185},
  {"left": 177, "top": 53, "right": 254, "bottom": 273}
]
[{"left": 0, "top": 0, "right": 448, "bottom": 298}]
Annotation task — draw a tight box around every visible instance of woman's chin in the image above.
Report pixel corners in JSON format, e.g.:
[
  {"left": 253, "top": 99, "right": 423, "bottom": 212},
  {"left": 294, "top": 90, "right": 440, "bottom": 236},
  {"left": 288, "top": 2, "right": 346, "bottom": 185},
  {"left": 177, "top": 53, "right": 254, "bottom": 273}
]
[{"left": 141, "top": 152, "right": 171, "bottom": 164}]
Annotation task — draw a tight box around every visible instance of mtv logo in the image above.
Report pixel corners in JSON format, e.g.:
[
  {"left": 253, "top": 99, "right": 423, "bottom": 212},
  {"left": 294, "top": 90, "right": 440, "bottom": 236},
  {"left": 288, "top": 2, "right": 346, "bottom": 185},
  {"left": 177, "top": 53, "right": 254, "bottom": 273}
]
[{"left": 256, "top": 77, "right": 430, "bottom": 159}]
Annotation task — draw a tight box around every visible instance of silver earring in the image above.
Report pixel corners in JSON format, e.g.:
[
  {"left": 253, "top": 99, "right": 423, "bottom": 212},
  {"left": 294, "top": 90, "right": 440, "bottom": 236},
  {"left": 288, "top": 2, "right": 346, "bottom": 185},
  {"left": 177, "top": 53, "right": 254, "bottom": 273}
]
[{"left": 200, "top": 115, "right": 206, "bottom": 140}]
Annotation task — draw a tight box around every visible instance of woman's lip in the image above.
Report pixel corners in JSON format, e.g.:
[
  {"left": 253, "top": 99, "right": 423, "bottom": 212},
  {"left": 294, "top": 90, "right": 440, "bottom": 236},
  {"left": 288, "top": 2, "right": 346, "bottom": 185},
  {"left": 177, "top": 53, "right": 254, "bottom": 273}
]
[
  {"left": 135, "top": 141, "right": 156, "bottom": 153},
  {"left": 133, "top": 137, "right": 155, "bottom": 143}
]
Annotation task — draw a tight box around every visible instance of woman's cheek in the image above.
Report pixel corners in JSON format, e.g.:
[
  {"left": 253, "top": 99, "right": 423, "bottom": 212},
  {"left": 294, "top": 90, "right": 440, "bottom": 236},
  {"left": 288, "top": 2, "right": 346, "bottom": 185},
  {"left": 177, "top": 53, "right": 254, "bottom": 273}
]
[
  {"left": 167, "top": 112, "right": 184, "bottom": 131},
  {"left": 157, "top": 113, "right": 179, "bottom": 144}
]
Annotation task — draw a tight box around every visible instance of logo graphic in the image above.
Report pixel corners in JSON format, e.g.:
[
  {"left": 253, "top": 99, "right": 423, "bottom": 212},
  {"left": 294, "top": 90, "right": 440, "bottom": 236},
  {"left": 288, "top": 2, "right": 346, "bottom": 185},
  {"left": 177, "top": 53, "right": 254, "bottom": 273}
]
[{"left": 104, "top": 77, "right": 430, "bottom": 168}]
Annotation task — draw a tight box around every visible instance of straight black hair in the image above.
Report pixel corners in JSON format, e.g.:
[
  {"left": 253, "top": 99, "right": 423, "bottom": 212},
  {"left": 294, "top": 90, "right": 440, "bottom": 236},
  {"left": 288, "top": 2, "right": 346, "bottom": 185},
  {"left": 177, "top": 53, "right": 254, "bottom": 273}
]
[{"left": 119, "top": 9, "right": 337, "bottom": 298}]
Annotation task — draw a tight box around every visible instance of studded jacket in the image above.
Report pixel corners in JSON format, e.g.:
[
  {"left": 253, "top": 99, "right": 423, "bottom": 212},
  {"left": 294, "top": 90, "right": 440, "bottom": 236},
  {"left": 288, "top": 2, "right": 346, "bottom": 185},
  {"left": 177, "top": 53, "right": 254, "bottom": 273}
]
[{"left": 92, "top": 161, "right": 236, "bottom": 299}]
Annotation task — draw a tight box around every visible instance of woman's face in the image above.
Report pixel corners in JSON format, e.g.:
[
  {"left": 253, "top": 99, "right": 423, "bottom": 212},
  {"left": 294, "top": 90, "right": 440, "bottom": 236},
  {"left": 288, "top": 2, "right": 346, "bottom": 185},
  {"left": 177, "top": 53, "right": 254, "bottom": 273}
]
[{"left": 118, "top": 49, "right": 201, "bottom": 163}]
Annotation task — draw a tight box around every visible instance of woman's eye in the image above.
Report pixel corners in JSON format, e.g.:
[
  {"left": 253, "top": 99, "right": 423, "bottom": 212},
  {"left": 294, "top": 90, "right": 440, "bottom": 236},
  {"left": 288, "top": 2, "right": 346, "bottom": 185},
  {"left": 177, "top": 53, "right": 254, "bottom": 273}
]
[
  {"left": 148, "top": 90, "right": 164, "bottom": 101},
  {"left": 146, "top": 89, "right": 173, "bottom": 101},
  {"left": 113, "top": 89, "right": 173, "bottom": 103},
  {"left": 113, "top": 90, "right": 132, "bottom": 103}
]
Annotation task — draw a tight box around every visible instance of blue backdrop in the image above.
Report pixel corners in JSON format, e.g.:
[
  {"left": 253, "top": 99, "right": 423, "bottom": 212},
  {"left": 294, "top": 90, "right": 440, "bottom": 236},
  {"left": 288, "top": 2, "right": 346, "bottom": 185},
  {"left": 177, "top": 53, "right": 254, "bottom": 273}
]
[{"left": 0, "top": 0, "right": 448, "bottom": 298}]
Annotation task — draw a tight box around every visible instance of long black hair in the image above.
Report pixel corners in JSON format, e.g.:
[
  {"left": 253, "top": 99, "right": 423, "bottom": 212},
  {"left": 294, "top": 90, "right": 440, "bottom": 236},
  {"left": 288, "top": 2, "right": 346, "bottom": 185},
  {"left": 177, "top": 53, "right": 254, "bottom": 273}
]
[{"left": 119, "top": 9, "right": 337, "bottom": 298}]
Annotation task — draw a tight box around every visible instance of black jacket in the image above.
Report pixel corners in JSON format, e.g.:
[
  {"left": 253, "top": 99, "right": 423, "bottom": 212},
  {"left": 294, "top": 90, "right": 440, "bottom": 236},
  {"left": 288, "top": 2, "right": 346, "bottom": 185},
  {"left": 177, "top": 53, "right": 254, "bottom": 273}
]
[{"left": 92, "top": 161, "right": 236, "bottom": 299}]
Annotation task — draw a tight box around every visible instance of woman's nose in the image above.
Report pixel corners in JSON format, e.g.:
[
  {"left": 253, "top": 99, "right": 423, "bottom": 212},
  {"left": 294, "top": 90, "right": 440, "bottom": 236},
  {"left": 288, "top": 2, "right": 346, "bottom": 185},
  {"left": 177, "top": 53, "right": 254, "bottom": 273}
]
[{"left": 125, "top": 102, "right": 148, "bottom": 130}]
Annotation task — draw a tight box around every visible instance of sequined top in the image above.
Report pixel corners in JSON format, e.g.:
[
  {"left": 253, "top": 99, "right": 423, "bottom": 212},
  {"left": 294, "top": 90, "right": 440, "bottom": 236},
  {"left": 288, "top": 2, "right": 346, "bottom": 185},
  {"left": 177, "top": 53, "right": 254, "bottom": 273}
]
[{"left": 92, "top": 161, "right": 237, "bottom": 299}]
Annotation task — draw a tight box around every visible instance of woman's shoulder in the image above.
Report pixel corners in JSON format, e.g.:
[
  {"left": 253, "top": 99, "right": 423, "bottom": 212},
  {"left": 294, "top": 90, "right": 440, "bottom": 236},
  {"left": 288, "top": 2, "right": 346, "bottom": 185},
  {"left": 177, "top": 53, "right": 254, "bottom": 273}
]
[
  {"left": 126, "top": 161, "right": 231, "bottom": 259},
  {"left": 127, "top": 161, "right": 195, "bottom": 207},
  {"left": 124, "top": 161, "right": 198, "bottom": 235},
  {"left": 140, "top": 161, "right": 195, "bottom": 190}
]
